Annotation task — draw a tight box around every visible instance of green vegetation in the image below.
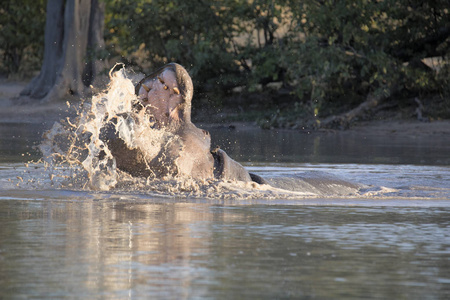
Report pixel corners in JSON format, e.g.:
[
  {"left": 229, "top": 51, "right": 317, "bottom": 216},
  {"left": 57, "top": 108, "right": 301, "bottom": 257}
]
[
  {"left": 2, "top": 0, "right": 449, "bottom": 127},
  {"left": 0, "top": 0, "right": 46, "bottom": 76}
]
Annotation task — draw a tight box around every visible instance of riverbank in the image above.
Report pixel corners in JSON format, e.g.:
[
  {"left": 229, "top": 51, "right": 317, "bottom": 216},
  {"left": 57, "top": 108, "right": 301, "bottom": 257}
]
[{"left": 1, "top": 78, "right": 449, "bottom": 136}]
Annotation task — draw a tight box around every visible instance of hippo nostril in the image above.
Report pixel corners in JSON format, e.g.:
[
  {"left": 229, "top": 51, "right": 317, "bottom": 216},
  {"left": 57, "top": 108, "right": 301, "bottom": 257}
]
[{"left": 165, "top": 112, "right": 170, "bottom": 117}]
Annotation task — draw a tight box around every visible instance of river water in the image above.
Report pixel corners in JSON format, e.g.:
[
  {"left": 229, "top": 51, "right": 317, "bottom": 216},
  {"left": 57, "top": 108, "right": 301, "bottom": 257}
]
[{"left": 1, "top": 120, "right": 449, "bottom": 299}]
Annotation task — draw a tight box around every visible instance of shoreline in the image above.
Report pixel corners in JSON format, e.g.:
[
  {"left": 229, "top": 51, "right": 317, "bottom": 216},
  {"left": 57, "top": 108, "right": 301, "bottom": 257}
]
[{"left": 1, "top": 78, "right": 449, "bottom": 136}]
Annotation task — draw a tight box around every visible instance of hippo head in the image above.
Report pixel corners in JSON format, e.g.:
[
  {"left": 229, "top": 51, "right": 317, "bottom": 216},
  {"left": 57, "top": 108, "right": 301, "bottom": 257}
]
[
  {"left": 102, "top": 63, "right": 259, "bottom": 184},
  {"left": 135, "top": 63, "right": 193, "bottom": 128}
]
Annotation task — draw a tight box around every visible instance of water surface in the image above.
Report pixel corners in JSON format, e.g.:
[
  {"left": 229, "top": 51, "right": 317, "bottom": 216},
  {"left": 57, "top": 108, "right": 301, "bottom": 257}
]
[
  {"left": 1, "top": 122, "right": 450, "bottom": 299},
  {"left": 1, "top": 198, "right": 449, "bottom": 299}
]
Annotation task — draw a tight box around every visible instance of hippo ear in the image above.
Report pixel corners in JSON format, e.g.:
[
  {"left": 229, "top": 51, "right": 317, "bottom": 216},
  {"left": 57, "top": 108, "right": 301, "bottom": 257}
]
[{"left": 211, "top": 148, "right": 252, "bottom": 182}]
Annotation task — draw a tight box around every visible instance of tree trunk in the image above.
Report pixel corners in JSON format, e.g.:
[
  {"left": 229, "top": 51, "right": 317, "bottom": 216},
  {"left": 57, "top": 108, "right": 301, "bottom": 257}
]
[
  {"left": 83, "top": 0, "right": 107, "bottom": 87},
  {"left": 21, "top": 0, "right": 106, "bottom": 102},
  {"left": 320, "top": 87, "right": 396, "bottom": 129}
]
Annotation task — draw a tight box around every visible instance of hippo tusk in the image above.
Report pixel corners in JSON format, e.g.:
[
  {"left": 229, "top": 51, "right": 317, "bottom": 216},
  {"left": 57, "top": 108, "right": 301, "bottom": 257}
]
[
  {"left": 173, "top": 87, "right": 180, "bottom": 95},
  {"left": 169, "top": 104, "right": 181, "bottom": 121},
  {"left": 141, "top": 84, "right": 151, "bottom": 92}
]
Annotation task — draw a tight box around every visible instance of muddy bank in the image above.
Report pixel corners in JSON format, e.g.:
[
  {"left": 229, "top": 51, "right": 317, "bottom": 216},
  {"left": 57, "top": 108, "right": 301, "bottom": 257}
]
[{"left": 341, "top": 119, "right": 450, "bottom": 136}]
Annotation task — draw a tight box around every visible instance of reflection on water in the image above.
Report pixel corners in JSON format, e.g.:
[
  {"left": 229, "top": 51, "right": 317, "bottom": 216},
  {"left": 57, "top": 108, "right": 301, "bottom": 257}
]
[
  {"left": 1, "top": 122, "right": 450, "bottom": 165},
  {"left": 0, "top": 123, "right": 44, "bottom": 163},
  {"left": 207, "top": 126, "right": 450, "bottom": 165},
  {"left": 0, "top": 198, "right": 449, "bottom": 299}
]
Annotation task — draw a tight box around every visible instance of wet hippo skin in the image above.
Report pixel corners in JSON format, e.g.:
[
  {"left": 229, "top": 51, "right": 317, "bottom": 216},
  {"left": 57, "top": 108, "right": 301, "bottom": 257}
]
[{"left": 100, "top": 63, "right": 263, "bottom": 183}]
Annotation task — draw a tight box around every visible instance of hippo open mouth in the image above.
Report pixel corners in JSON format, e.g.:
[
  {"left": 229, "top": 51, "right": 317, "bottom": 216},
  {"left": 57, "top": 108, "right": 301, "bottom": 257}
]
[{"left": 135, "top": 64, "right": 190, "bottom": 128}]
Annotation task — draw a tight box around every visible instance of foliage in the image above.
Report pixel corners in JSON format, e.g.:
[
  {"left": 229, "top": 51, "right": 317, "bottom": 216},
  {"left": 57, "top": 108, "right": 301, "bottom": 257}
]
[
  {"left": 2, "top": 0, "right": 449, "bottom": 123},
  {"left": 106, "top": 0, "right": 235, "bottom": 89},
  {"left": 281, "top": 0, "right": 450, "bottom": 126},
  {"left": 0, "top": 0, "right": 46, "bottom": 75},
  {"left": 104, "top": 0, "right": 449, "bottom": 125},
  {"left": 104, "top": 0, "right": 291, "bottom": 92}
]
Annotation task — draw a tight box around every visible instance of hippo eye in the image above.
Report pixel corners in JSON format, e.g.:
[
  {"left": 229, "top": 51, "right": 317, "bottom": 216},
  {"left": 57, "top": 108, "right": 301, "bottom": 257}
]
[
  {"left": 173, "top": 87, "right": 180, "bottom": 95},
  {"left": 163, "top": 85, "right": 168, "bottom": 90}
]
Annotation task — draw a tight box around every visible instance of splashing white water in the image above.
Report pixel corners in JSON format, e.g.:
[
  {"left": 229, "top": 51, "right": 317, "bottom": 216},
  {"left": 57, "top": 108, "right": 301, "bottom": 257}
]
[{"left": 38, "top": 67, "right": 177, "bottom": 189}]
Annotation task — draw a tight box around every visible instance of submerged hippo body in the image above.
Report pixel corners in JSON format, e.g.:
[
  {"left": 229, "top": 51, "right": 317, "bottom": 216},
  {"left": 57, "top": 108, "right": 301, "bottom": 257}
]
[{"left": 101, "top": 63, "right": 263, "bottom": 183}]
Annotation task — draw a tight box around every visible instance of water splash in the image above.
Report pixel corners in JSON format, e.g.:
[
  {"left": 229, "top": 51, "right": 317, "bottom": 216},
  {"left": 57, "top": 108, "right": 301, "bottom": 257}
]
[
  {"left": 38, "top": 67, "right": 127, "bottom": 190},
  {"left": 31, "top": 67, "right": 317, "bottom": 199}
]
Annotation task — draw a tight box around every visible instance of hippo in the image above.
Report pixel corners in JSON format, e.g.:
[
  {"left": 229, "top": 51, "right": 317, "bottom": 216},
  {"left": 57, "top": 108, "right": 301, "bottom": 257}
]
[{"left": 100, "top": 63, "right": 266, "bottom": 184}]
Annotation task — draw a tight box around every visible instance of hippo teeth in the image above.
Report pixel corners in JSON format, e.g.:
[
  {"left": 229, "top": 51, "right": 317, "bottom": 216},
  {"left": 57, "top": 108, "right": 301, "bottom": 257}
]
[
  {"left": 169, "top": 106, "right": 180, "bottom": 121},
  {"left": 141, "top": 84, "right": 151, "bottom": 92},
  {"left": 173, "top": 87, "right": 180, "bottom": 95}
]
